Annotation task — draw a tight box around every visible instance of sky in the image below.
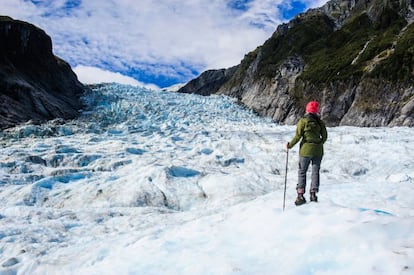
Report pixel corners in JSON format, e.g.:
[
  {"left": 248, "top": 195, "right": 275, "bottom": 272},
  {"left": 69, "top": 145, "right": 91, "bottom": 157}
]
[{"left": 2, "top": 0, "right": 329, "bottom": 88}]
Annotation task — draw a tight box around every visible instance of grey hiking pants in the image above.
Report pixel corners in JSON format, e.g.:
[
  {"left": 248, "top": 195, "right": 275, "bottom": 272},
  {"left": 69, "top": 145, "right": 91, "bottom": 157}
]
[{"left": 297, "top": 156, "right": 322, "bottom": 194}]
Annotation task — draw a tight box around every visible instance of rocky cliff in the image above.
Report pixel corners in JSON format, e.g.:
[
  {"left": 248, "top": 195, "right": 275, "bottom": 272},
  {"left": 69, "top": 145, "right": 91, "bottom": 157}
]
[
  {"left": 178, "top": 0, "right": 414, "bottom": 126},
  {"left": 178, "top": 66, "right": 238, "bottom": 96},
  {"left": 0, "top": 16, "right": 86, "bottom": 130}
]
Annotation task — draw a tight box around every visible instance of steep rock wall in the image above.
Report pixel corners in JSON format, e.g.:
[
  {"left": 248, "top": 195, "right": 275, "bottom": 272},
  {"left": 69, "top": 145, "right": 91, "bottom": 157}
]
[{"left": 0, "top": 16, "right": 86, "bottom": 130}]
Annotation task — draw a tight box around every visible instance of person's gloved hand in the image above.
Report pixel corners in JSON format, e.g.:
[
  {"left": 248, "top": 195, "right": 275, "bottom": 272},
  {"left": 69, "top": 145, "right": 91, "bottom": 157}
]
[{"left": 286, "top": 143, "right": 290, "bottom": 150}]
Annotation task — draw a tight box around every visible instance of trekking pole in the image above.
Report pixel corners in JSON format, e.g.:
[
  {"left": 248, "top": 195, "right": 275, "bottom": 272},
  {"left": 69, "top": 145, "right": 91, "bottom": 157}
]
[{"left": 283, "top": 147, "right": 289, "bottom": 211}]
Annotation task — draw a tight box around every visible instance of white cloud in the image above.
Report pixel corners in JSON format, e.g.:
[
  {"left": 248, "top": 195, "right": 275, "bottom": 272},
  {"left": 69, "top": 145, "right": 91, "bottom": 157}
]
[
  {"left": 73, "top": 65, "right": 160, "bottom": 90},
  {"left": 2, "top": 0, "right": 329, "bottom": 86},
  {"left": 301, "top": 0, "right": 331, "bottom": 9}
]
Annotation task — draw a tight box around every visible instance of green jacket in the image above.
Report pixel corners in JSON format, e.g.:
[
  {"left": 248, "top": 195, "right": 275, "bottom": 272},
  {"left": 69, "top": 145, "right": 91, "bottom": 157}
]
[{"left": 288, "top": 113, "right": 328, "bottom": 157}]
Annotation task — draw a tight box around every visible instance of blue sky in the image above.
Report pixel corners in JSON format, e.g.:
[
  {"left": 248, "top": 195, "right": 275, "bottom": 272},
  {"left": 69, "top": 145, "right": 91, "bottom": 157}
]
[{"left": 4, "top": 0, "right": 328, "bottom": 88}]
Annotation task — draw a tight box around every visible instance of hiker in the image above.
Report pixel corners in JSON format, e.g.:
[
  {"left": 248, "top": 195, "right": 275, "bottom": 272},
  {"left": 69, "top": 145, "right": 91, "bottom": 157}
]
[{"left": 286, "top": 101, "right": 328, "bottom": 206}]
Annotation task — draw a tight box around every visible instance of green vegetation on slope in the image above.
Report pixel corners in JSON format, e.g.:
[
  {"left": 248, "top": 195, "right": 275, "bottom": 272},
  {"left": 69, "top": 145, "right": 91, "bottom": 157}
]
[
  {"left": 252, "top": 8, "right": 409, "bottom": 84},
  {"left": 370, "top": 22, "right": 414, "bottom": 82},
  {"left": 300, "top": 8, "right": 407, "bottom": 83},
  {"left": 257, "top": 13, "right": 334, "bottom": 79},
  {"left": 300, "top": 13, "right": 375, "bottom": 83}
]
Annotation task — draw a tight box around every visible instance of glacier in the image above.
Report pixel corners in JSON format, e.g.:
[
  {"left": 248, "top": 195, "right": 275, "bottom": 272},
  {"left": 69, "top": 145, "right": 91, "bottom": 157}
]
[{"left": 1, "top": 84, "right": 414, "bottom": 274}]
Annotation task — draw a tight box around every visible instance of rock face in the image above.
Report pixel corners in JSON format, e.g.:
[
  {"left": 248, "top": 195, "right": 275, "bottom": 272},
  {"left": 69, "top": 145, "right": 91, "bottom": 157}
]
[
  {"left": 0, "top": 16, "right": 86, "bottom": 130},
  {"left": 178, "top": 66, "right": 239, "bottom": 96},
  {"left": 178, "top": 0, "right": 414, "bottom": 126}
]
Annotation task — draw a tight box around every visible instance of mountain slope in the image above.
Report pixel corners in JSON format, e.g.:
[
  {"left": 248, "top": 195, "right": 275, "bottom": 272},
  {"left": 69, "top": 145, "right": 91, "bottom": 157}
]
[
  {"left": 0, "top": 16, "right": 86, "bottom": 130},
  {"left": 178, "top": 0, "right": 414, "bottom": 126}
]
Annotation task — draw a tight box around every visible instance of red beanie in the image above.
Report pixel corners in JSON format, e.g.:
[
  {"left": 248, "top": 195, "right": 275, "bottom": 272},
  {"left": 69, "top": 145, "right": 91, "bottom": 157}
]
[{"left": 306, "top": 101, "right": 319, "bottom": 114}]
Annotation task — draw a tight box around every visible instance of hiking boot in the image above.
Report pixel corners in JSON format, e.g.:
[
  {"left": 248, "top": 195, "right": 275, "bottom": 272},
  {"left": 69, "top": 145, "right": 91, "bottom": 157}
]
[
  {"left": 310, "top": 192, "right": 318, "bottom": 202},
  {"left": 295, "top": 194, "right": 306, "bottom": 206}
]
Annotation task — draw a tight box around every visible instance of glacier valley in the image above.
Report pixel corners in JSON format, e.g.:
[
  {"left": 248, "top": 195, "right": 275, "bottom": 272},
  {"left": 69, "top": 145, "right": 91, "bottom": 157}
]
[{"left": 1, "top": 84, "right": 414, "bottom": 274}]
